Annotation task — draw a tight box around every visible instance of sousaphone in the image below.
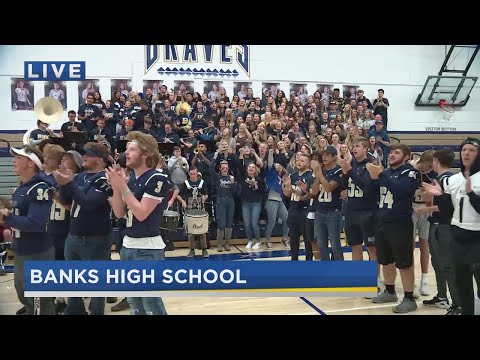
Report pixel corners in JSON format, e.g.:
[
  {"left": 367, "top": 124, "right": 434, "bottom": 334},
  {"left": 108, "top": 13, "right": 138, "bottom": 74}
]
[{"left": 23, "top": 97, "right": 64, "bottom": 146}]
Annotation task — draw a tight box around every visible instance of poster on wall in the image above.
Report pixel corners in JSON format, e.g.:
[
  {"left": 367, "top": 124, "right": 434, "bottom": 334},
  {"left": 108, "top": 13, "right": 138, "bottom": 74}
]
[
  {"left": 143, "top": 80, "right": 164, "bottom": 97},
  {"left": 343, "top": 85, "right": 359, "bottom": 102},
  {"left": 78, "top": 79, "right": 100, "bottom": 105},
  {"left": 289, "top": 83, "right": 308, "bottom": 104},
  {"left": 316, "top": 84, "right": 334, "bottom": 109},
  {"left": 174, "top": 81, "right": 194, "bottom": 95},
  {"left": 203, "top": 81, "right": 223, "bottom": 101},
  {"left": 233, "top": 82, "right": 252, "bottom": 100},
  {"left": 44, "top": 81, "right": 67, "bottom": 110},
  {"left": 262, "top": 82, "right": 280, "bottom": 100},
  {"left": 111, "top": 79, "right": 132, "bottom": 102},
  {"left": 11, "top": 78, "right": 34, "bottom": 111}
]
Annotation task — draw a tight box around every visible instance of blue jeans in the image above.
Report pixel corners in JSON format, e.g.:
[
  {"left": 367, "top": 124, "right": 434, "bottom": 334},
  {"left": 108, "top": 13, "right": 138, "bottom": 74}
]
[
  {"left": 216, "top": 197, "right": 235, "bottom": 230},
  {"left": 242, "top": 202, "right": 261, "bottom": 242},
  {"left": 120, "top": 247, "right": 168, "bottom": 315},
  {"left": 64, "top": 233, "right": 112, "bottom": 315},
  {"left": 315, "top": 210, "right": 344, "bottom": 261},
  {"left": 265, "top": 199, "right": 289, "bottom": 241}
]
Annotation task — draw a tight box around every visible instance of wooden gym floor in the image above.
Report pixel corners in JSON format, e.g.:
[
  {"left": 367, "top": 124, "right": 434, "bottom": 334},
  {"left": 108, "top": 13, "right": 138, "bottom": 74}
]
[{"left": 1, "top": 239, "right": 479, "bottom": 315}]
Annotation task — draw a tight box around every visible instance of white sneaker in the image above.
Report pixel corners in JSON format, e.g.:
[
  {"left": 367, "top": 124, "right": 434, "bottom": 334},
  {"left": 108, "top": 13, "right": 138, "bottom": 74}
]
[
  {"left": 252, "top": 242, "right": 261, "bottom": 250},
  {"left": 420, "top": 281, "right": 430, "bottom": 296},
  {"left": 266, "top": 242, "right": 273, "bottom": 249},
  {"left": 246, "top": 241, "right": 254, "bottom": 250}
]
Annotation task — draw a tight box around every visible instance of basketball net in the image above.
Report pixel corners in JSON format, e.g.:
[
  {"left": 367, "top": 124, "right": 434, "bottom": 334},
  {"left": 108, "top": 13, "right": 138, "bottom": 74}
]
[{"left": 438, "top": 100, "right": 455, "bottom": 121}]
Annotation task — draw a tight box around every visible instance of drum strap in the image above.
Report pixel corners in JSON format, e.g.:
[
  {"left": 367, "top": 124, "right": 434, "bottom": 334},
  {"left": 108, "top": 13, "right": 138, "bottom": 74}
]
[{"left": 184, "top": 179, "right": 204, "bottom": 190}]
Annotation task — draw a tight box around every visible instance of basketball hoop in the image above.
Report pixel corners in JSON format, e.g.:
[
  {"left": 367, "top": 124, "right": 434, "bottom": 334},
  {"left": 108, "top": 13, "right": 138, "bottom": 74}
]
[{"left": 438, "top": 100, "right": 455, "bottom": 121}]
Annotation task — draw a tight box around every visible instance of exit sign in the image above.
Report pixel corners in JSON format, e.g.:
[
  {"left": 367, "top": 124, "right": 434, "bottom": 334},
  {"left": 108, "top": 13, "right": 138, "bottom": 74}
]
[{"left": 24, "top": 61, "right": 86, "bottom": 81}]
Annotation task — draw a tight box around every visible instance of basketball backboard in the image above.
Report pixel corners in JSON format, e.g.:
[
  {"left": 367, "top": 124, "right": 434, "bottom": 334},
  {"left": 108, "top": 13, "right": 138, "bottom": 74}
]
[{"left": 415, "top": 75, "right": 477, "bottom": 106}]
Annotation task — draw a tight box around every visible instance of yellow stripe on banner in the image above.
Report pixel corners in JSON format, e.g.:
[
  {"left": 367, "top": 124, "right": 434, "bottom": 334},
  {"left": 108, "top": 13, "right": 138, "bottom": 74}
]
[{"left": 180, "top": 287, "right": 377, "bottom": 293}]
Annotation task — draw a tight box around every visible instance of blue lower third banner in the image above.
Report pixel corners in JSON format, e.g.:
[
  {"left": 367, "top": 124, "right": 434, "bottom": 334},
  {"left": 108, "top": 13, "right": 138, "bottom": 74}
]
[{"left": 24, "top": 261, "right": 377, "bottom": 297}]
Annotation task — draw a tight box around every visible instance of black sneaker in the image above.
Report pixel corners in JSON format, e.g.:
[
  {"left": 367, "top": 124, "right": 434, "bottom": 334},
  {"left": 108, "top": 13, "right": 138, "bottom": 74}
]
[
  {"left": 445, "top": 305, "right": 462, "bottom": 315},
  {"left": 423, "top": 295, "right": 450, "bottom": 309},
  {"left": 111, "top": 298, "right": 129, "bottom": 312},
  {"left": 107, "top": 297, "right": 118, "bottom": 304},
  {"left": 16, "top": 305, "right": 26, "bottom": 315}
]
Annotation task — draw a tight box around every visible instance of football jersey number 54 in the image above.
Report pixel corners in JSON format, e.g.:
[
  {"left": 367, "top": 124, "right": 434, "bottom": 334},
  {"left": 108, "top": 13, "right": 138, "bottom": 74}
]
[{"left": 379, "top": 187, "right": 394, "bottom": 209}]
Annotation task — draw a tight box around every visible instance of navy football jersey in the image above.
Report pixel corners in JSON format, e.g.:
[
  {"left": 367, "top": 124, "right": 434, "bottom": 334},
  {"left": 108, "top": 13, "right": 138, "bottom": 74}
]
[
  {"left": 3, "top": 176, "right": 53, "bottom": 255},
  {"left": 375, "top": 164, "right": 417, "bottom": 221},
  {"left": 124, "top": 169, "right": 172, "bottom": 238},
  {"left": 345, "top": 157, "right": 380, "bottom": 212},
  {"left": 289, "top": 170, "right": 315, "bottom": 211},
  {"left": 315, "top": 166, "right": 344, "bottom": 213},
  {"left": 59, "top": 171, "right": 112, "bottom": 236},
  {"left": 42, "top": 173, "right": 71, "bottom": 236}
]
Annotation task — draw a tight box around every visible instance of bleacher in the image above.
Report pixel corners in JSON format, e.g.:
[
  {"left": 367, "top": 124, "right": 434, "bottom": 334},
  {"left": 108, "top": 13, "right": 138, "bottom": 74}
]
[{"left": 0, "top": 157, "right": 17, "bottom": 199}]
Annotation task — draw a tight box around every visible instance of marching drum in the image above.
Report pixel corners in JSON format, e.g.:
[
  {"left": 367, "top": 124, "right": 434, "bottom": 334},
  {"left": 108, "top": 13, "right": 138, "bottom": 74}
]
[
  {"left": 184, "top": 209, "right": 209, "bottom": 235},
  {"left": 161, "top": 209, "right": 180, "bottom": 231}
]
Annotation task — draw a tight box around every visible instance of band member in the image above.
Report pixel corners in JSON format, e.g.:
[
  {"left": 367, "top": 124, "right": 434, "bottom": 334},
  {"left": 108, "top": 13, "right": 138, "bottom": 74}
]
[
  {"left": 282, "top": 152, "right": 314, "bottom": 261},
  {"left": 1, "top": 146, "right": 55, "bottom": 315},
  {"left": 417, "top": 148, "right": 460, "bottom": 313},
  {"left": 168, "top": 146, "right": 189, "bottom": 187},
  {"left": 177, "top": 167, "right": 209, "bottom": 258},
  {"left": 30, "top": 120, "right": 57, "bottom": 146},
  {"left": 210, "top": 159, "right": 236, "bottom": 252},
  {"left": 55, "top": 142, "right": 113, "bottom": 315},
  {"left": 191, "top": 141, "right": 213, "bottom": 189},
  {"left": 107, "top": 131, "right": 171, "bottom": 315},
  {"left": 367, "top": 144, "right": 418, "bottom": 313},
  {"left": 61, "top": 110, "right": 85, "bottom": 134},
  {"left": 338, "top": 138, "right": 379, "bottom": 263},
  {"left": 423, "top": 138, "right": 480, "bottom": 315},
  {"left": 312, "top": 146, "right": 344, "bottom": 261},
  {"left": 90, "top": 118, "right": 113, "bottom": 146},
  {"left": 410, "top": 150, "right": 435, "bottom": 296}
]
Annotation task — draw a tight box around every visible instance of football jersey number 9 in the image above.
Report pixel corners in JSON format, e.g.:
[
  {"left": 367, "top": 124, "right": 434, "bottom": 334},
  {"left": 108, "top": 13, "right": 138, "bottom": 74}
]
[{"left": 154, "top": 181, "right": 163, "bottom": 194}]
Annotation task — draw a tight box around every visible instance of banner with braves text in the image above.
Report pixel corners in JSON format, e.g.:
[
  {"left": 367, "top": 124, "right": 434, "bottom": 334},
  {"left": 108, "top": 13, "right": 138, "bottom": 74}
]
[
  {"left": 25, "top": 261, "right": 377, "bottom": 298},
  {"left": 144, "top": 45, "right": 251, "bottom": 80}
]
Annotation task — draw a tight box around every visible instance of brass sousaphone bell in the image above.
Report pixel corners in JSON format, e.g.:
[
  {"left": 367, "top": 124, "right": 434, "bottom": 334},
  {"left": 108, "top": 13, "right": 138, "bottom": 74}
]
[{"left": 23, "top": 97, "right": 64, "bottom": 146}]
